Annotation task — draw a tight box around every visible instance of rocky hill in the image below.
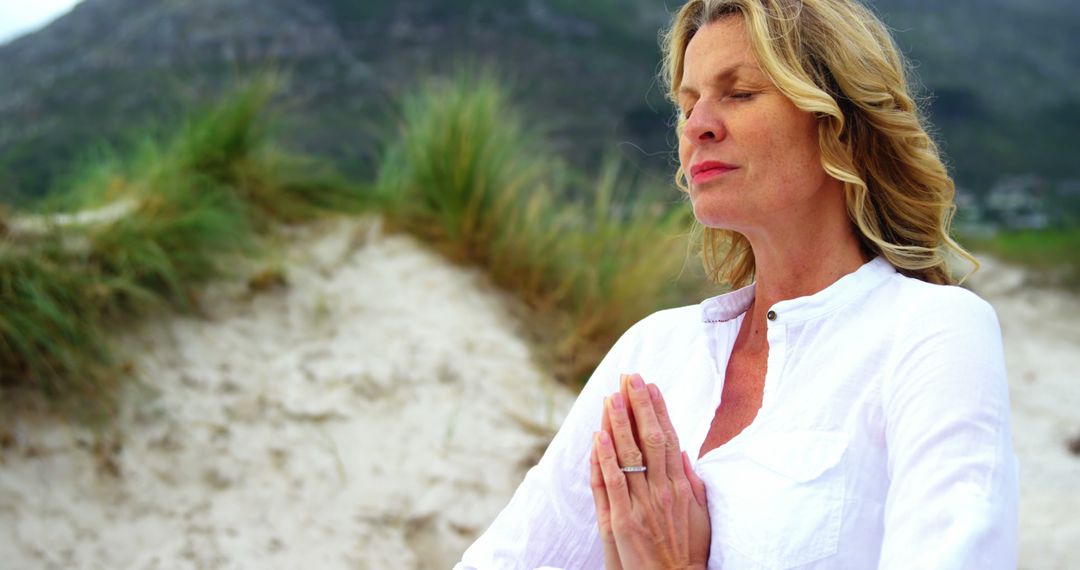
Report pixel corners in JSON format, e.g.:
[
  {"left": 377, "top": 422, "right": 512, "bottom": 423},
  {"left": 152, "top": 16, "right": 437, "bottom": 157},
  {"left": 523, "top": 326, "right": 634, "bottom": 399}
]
[{"left": 0, "top": 0, "right": 1077, "bottom": 204}]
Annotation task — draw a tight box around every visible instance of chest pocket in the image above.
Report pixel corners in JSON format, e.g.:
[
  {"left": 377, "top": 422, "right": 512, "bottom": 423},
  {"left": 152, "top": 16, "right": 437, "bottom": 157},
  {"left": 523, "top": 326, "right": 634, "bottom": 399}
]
[{"left": 709, "top": 430, "right": 848, "bottom": 569}]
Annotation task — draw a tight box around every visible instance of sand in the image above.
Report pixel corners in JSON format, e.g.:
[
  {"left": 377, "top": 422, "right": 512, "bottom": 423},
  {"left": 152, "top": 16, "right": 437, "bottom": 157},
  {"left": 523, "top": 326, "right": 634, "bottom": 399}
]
[
  {"left": 965, "top": 257, "right": 1080, "bottom": 569},
  {"left": 0, "top": 217, "right": 575, "bottom": 569},
  {"left": 0, "top": 218, "right": 1076, "bottom": 569}
]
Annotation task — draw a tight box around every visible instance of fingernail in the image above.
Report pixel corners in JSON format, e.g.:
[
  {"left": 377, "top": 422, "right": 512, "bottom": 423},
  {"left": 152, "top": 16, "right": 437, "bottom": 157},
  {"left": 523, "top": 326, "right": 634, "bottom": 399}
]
[
  {"left": 630, "top": 374, "right": 645, "bottom": 390},
  {"left": 648, "top": 383, "right": 659, "bottom": 401},
  {"left": 612, "top": 393, "right": 625, "bottom": 410},
  {"left": 599, "top": 430, "right": 611, "bottom": 445}
]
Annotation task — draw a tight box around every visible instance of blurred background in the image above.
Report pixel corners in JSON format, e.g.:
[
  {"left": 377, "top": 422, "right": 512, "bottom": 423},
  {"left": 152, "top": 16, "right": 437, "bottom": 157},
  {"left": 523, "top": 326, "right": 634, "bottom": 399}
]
[{"left": 0, "top": 1, "right": 1076, "bottom": 568}]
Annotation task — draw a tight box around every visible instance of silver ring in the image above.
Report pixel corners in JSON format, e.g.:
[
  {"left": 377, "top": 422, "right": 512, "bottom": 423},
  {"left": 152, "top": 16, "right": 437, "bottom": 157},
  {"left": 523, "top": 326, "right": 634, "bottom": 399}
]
[{"left": 620, "top": 465, "right": 647, "bottom": 473}]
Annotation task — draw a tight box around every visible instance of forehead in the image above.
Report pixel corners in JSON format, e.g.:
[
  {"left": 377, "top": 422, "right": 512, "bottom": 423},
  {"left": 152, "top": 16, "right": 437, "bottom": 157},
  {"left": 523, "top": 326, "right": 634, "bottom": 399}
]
[{"left": 681, "top": 16, "right": 762, "bottom": 88}]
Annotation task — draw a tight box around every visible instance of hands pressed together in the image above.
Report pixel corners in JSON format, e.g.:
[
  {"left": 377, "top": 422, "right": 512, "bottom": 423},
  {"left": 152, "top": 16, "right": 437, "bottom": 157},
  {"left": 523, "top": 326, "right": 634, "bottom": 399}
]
[{"left": 589, "top": 373, "right": 711, "bottom": 570}]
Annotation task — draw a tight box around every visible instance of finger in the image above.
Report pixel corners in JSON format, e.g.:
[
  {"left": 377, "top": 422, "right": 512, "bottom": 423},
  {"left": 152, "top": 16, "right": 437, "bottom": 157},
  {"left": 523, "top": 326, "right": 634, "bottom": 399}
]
[
  {"left": 648, "top": 383, "right": 685, "bottom": 481},
  {"left": 605, "top": 393, "right": 648, "bottom": 498},
  {"left": 595, "top": 429, "right": 631, "bottom": 517},
  {"left": 590, "top": 437, "right": 611, "bottom": 529},
  {"left": 618, "top": 374, "right": 638, "bottom": 444},
  {"left": 601, "top": 397, "right": 613, "bottom": 440},
  {"left": 682, "top": 451, "right": 709, "bottom": 509},
  {"left": 625, "top": 373, "right": 668, "bottom": 485},
  {"left": 600, "top": 401, "right": 621, "bottom": 485},
  {"left": 591, "top": 439, "right": 624, "bottom": 570}
]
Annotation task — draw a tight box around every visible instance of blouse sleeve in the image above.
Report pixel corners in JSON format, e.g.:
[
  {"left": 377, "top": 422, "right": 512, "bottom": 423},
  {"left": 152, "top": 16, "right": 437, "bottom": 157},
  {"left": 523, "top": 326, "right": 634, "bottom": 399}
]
[
  {"left": 454, "top": 319, "right": 646, "bottom": 570},
  {"left": 878, "top": 287, "right": 1020, "bottom": 569}
]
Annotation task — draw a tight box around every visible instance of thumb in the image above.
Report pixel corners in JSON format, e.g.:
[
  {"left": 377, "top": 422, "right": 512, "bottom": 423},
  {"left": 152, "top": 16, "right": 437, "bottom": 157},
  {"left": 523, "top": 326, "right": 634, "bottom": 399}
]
[{"left": 682, "top": 451, "right": 708, "bottom": 508}]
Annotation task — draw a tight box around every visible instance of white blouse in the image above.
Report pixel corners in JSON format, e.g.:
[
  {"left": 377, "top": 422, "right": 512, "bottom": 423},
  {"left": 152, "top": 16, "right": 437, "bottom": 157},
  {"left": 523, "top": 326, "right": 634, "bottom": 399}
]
[{"left": 455, "top": 256, "right": 1019, "bottom": 569}]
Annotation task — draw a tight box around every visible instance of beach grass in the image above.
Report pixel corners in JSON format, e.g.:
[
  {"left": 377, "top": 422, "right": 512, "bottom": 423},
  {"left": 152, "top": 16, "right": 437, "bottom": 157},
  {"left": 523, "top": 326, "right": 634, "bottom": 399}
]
[
  {"left": 0, "top": 76, "right": 364, "bottom": 422},
  {"left": 377, "top": 69, "right": 712, "bottom": 384},
  {"left": 1, "top": 67, "right": 716, "bottom": 419}
]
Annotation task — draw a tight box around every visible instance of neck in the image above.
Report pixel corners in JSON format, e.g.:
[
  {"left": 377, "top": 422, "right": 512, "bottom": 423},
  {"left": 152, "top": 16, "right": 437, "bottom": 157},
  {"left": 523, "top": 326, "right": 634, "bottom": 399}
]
[{"left": 742, "top": 216, "right": 869, "bottom": 332}]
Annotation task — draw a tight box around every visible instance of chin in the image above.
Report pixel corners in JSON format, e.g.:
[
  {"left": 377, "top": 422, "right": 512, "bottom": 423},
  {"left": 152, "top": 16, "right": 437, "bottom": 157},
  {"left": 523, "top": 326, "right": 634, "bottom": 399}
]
[{"left": 691, "top": 201, "right": 741, "bottom": 230}]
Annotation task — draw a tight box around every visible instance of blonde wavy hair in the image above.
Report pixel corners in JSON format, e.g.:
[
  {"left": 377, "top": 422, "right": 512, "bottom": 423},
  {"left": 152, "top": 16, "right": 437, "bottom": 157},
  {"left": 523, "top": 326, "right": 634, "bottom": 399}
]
[{"left": 661, "top": 0, "right": 977, "bottom": 287}]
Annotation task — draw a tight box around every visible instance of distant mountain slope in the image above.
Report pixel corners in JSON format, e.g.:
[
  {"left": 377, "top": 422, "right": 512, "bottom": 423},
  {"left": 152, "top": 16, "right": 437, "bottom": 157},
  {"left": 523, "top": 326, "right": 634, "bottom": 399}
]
[
  {"left": 0, "top": 0, "right": 371, "bottom": 202},
  {"left": 869, "top": 0, "right": 1080, "bottom": 189},
  {"left": 0, "top": 0, "right": 1077, "bottom": 203},
  {"left": 875, "top": 0, "right": 1079, "bottom": 113}
]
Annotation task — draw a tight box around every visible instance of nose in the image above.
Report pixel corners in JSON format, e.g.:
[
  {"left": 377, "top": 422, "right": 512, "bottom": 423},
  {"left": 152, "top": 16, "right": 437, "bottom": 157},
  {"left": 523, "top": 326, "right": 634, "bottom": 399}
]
[{"left": 681, "top": 103, "right": 725, "bottom": 144}]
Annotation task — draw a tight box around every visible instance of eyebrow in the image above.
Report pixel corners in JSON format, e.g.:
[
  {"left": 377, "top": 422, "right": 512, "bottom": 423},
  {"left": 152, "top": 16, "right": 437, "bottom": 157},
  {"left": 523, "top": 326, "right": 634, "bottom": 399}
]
[{"left": 677, "top": 63, "right": 760, "bottom": 98}]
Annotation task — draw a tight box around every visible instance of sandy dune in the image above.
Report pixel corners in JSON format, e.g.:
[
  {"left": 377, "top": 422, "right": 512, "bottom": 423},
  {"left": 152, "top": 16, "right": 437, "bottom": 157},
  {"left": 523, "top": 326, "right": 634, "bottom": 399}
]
[
  {"left": 0, "top": 218, "right": 575, "bottom": 569},
  {"left": 0, "top": 218, "right": 1076, "bottom": 569}
]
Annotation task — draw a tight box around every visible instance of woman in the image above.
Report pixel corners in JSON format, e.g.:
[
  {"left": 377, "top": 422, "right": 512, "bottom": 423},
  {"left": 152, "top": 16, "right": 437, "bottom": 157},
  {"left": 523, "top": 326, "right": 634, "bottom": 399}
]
[{"left": 457, "top": 0, "right": 1019, "bottom": 568}]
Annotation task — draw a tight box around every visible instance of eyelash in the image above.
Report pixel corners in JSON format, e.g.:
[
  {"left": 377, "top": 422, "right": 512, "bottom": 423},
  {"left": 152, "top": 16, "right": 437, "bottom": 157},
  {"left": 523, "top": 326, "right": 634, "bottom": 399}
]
[{"left": 681, "top": 91, "right": 756, "bottom": 119}]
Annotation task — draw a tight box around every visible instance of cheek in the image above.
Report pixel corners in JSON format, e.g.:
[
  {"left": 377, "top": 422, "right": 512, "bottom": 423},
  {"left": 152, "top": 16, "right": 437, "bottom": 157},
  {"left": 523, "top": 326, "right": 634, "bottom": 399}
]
[
  {"left": 751, "top": 114, "right": 823, "bottom": 188},
  {"left": 783, "top": 111, "right": 822, "bottom": 162},
  {"left": 677, "top": 137, "right": 691, "bottom": 176},
  {"left": 784, "top": 125, "right": 826, "bottom": 189}
]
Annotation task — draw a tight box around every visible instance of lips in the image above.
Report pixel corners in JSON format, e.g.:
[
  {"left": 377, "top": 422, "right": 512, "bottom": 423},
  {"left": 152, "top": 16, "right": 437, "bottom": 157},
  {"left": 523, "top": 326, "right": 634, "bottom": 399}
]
[{"left": 690, "top": 160, "right": 738, "bottom": 185}]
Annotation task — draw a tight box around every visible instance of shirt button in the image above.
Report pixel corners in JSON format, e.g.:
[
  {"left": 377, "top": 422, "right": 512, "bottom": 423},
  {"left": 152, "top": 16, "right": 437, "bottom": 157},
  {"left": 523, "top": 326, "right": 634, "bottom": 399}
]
[{"left": 767, "top": 310, "right": 777, "bottom": 321}]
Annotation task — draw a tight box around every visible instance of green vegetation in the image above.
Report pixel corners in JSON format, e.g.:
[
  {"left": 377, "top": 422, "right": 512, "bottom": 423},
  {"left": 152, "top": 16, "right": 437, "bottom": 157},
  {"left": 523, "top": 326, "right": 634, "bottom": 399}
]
[
  {"left": 0, "top": 77, "right": 363, "bottom": 422},
  {"left": 0, "top": 67, "right": 713, "bottom": 421},
  {"left": 969, "top": 229, "right": 1080, "bottom": 288},
  {"left": 377, "top": 69, "right": 712, "bottom": 383}
]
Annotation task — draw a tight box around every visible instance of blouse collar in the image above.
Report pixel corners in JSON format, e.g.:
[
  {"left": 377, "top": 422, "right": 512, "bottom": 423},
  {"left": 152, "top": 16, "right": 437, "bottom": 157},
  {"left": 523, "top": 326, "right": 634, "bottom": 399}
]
[{"left": 700, "top": 255, "right": 896, "bottom": 325}]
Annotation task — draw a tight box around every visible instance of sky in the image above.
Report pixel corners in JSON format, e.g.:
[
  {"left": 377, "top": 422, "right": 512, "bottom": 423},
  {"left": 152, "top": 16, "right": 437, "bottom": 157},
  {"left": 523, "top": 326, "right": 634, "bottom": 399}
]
[{"left": 0, "top": 0, "right": 83, "bottom": 45}]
